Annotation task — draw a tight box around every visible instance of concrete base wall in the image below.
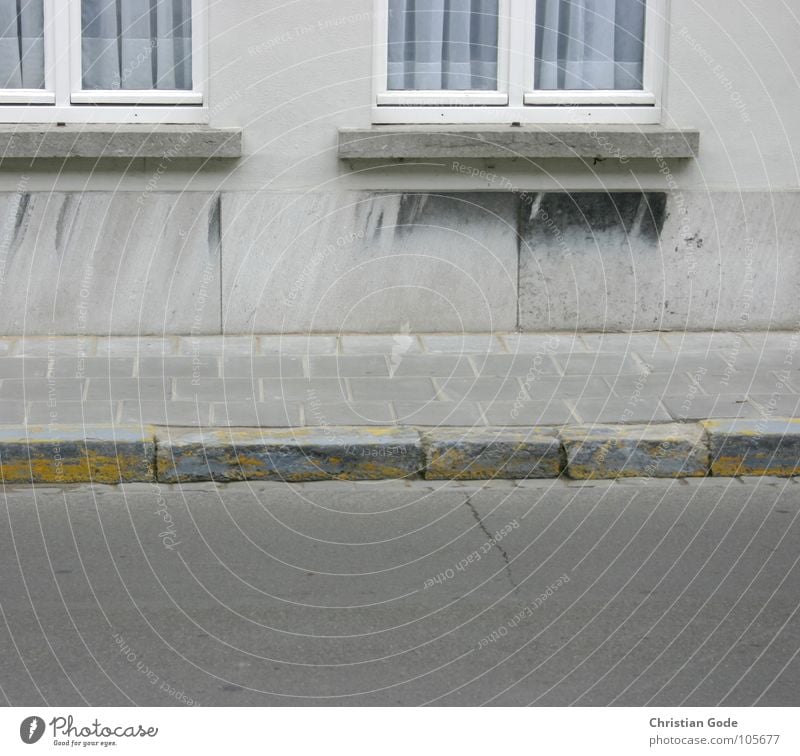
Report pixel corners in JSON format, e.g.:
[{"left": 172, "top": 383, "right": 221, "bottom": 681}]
[{"left": 0, "top": 190, "right": 796, "bottom": 335}]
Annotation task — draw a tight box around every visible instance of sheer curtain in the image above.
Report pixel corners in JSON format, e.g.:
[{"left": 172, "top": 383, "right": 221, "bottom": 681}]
[
  {"left": 388, "top": 0, "right": 499, "bottom": 91},
  {"left": 0, "top": 0, "right": 44, "bottom": 89},
  {"left": 81, "top": 0, "right": 192, "bottom": 90},
  {"left": 535, "top": 0, "right": 646, "bottom": 90}
]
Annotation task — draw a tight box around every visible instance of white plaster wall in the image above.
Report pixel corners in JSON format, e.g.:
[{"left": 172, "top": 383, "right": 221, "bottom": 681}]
[{"left": 0, "top": 0, "right": 796, "bottom": 194}]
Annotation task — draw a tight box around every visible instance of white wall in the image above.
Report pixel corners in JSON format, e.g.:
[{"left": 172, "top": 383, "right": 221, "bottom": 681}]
[{"left": 0, "top": 0, "right": 797, "bottom": 194}]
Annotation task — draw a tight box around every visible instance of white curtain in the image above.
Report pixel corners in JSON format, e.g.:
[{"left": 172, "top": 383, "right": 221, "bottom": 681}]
[
  {"left": 82, "top": 0, "right": 192, "bottom": 90},
  {"left": 535, "top": 0, "right": 646, "bottom": 90},
  {"left": 0, "top": 0, "right": 44, "bottom": 89},
  {"left": 388, "top": 0, "right": 499, "bottom": 91}
]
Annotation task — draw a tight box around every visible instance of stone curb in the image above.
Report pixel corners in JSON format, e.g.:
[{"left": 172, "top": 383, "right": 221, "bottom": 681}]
[
  {"left": 0, "top": 421, "right": 798, "bottom": 483},
  {"left": 0, "top": 425, "right": 156, "bottom": 484},
  {"left": 156, "top": 427, "right": 424, "bottom": 483},
  {"left": 704, "top": 419, "right": 800, "bottom": 477}
]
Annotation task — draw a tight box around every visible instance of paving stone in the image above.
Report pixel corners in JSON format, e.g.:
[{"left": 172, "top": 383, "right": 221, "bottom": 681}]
[
  {"left": 15, "top": 337, "right": 95, "bottom": 357},
  {"left": 0, "top": 379, "right": 85, "bottom": 402},
  {"left": 156, "top": 427, "right": 423, "bottom": 483},
  {"left": 704, "top": 418, "right": 800, "bottom": 477},
  {"left": 393, "top": 401, "right": 484, "bottom": 427},
  {"left": 423, "top": 428, "right": 562, "bottom": 480},
  {"left": 435, "top": 377, "right": 522, "bottom": 402},
  {"left": 390, "top": 355, "right": 475, "bottom": 378},
  {"left": 178, "top": 336, "right": 258, "bottom": 356},
  {"left": 740, "top": 332, "right": 800, "bottom": 351},
  {"left": 661, "top": 395, "right": 761, "bottom": 421},
  {"left": 420, "top": 334, "right": 506, "bottom": 354},
  {"left": 562, "top": 423, "right": 709, "bottom": 479},
  {"left": 174, "top": 378, "right": 258, "bottom": 401},
  {"left": 704, "top": 372, "right": 789, "bottom": 396},
  {"left": 716, "top": 350, "right": 792, "bottom": 370},
  {"left": 26, "top": 401, "right": 119, "bottom": 425},
  {"left": 96, "top": 337, "right": 178, "bottom": 356},
  {"left": 0, "top": 401, "right": 26, "bottom": 423},
  {"left": 340, "top": 334, "right": 423, "bottom": 355},
  {"left": 481, "top": 400, "right": 574, "bottom": 427},
  {"left": 349, "top": 377, "right": 438, "bottom": 401},
  {"left": 472, "top": 354, "right": 561, "bottom": 377},
  {"left": 0, "top": 358, "right": 50, "bottom": 378},
  {"left": 554, "top": 353, "right": 643, "bottom": 375},
  {"left": 85, "top": 377, "right": 171, "bottom": 401},
  {"left": 606, "top": 373, "right": 698, "bottom": 398},
  {"left": 211, "top": 402, "right": 302, "bottom": 427},
  {"left": 567, "top": 397, "right": 671, "bottom": 424},
  {"left": 748, "top": 394, "right": 800, "bottom": 418},
  {"left": 221, "top": 356, "right": 304, "bottom": 378},
  {"left": 634, "top": 352, "right": 731, "bottom": 374},
  {"left": 526, "top": 376, "right": 613, "bottom": 401},
  {"left": 0, "top": 425, "right": 155, "bottom": 483},
  {"left": 120, "top": 401, "right": 212, "bottom": 427},
  {"left": 259, "top": 335, "right": 338, "bottom": 355},
  {"left": 48, "top": 358, "right": 135, "bottom": 379},
  {"left": 308, "top": 355, "right": 389, "bottom": 377},
  {"left": 579, "top": 332, "right": 671, "bottom": 354},
  {"left": 502, "top": 333, "right": 587, "bottom": 354},
  {"left": 659, "top": 332, "right": 746, "bottom": 352},
  {"left": 304, "top": 401, "right": 395, "bottom": 426},
  {"left": 262, "top": 378, "right": 348, "bottom": 402},
  {"left": 138, "top": 356, "right": 220, "bottom": 378},
  {"left": 0, "top": 340, "right": 14, "bottom": 356}
]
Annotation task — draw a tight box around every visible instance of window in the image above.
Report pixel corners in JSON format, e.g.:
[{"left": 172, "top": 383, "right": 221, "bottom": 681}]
[
  {"left": 373, "top": 0, "right": 667, "bottom": 124},
  {"left": 0, "top": 0, "right": 206, "bottom": 123}
]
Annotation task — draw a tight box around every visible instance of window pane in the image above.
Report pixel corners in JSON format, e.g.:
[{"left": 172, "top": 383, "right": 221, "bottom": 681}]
[
  {"left": 535, "top": 0, "right": 646, "bottom": 90},
  {"left": 82, "top": 0, "right": 192, "bottom": 90},
  {"left": 0, "top": 0, "right": 44, "bottom": 89},
  {"left": 388, "top": 0, "right": 499, "bottom": 91}
]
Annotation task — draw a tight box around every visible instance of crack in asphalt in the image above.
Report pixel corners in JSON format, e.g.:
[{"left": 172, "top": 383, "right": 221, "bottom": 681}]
[{"left": 465, "top": 495, "right": 518, "bottom": 591}]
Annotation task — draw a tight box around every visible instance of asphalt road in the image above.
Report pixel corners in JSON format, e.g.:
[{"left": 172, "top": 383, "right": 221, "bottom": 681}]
[{"left": 0, "top": 477, "right": 798, "bottom": 706}]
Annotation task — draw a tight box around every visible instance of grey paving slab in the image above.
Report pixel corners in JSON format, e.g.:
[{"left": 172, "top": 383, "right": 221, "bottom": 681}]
[
  {"left": 634, "top": 352, "right": 731, "bottom": 373},
  {"left": 340, "top": 334, "right": 423, "bottom": 354},
  {"left": 502, "top": 333, "right": 587, "bottom": 354},
  {"left": 435, "top": 377, "right": 522, "bottom": 402},
  {"left": 262, "top": 378, "right": 348, "bottom": 402},
  {"left": 659, "top": 331, "right": 748, "bottom": 351},
  {"left": 85, "top": 377, "right": 171, "bottom": 401},
  {"left": 258, "top": 335, "right": 338, "bottom": 355},
  {"left": 390, "top": 355, "right": 476, "bottom": 377},
  {"left": 394, "top": 401, "right": 484, "bottom": 427},
  {"left": 472, "top": 354, "right": 561, "bottom": 377},
  {"left": 0, "top": 340, "right": 13, "bottom": 356},
  {"left": 349, "top": 377, "right": 438, "bottom": 401},
  {"left": 120, "top": 400, "right": 212, "bottom": 427},
  {"left": 173, "top": 378, "right": 259, "bottom": 402},
  {"left": 578, "top": 332, "right": 671, "bottom": 354},
  {"left": 554, "top": 352, "right": 644, "bottom": 375},
  {"left": 211, "top": 402, "right": 303, "bottom": 427},
  {"left": 138, "top": 356, "right": 220, "bottom": 378},
  {"left": 421, "top": 334, "right": 506, "bottom": 354},
  {"left": 748, "top": 394, "right": 800, "bottom": 418},
  {"left": 0, "top": 379, "right": 85, "bottom": 402},
  {"left": 14, "top": 337, "right": 96, "bottom": 357},
  {"left": 308, "top": 355, "right": 390, "bottom": 377},
  {"left": 567, "top": 397, "right": 671, "bottom": 424},
  {"left": 0, "top": 358, "right": 50, "bottom": 378},
  {"left": 95, "top": 337, "right": 178, "bottom": 356},
  {"left": 47, "top": 358, "right": 135, "bottom": 378},
  {"left": 702, "top": 372, "right": 789, "bottom": 395},
  {"left": 221, "top": 356, "right": 305, "bottom": 378},
  {"left": 26, "top": 401, "right": 119, "bottom": 425},
  {"left": 178, "top": 336, "right": 258, "bottom": 356},
  {"left": 661, "top": 395, "right": 761, "bottom": 421},
  {"left": 606, "top": 373, "right": 699, "bottom": 398},
  {"left": 304, "top": 401, "right": 395, "bottom": 426},
  {"left": 526, "top": 376, "right": 613, "bottom": 401},
  {"left": 0, "top": 401, "right": 25, "bottom": 423},
  {"left": 481, "top": 400, "right": 574, "bottom": 427}
]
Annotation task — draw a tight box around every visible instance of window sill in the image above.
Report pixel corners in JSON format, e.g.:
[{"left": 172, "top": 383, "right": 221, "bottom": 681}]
[
  {"left": 0, "top": 124, "right": 242, "bottom": 159},
  {"left": 338, "top": 125, "right": 699, "bottom": 160}
]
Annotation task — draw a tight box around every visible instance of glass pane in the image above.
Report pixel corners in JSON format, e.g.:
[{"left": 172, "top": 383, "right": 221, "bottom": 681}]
[
  {"left": 0, "top": 0, "right": 44, "bottom": 89},
  {"left": 388, "top": 0, "right": 499, "bottom": 91},
  {"left": 535, "top": 0, "right": 646, "bottom": 90},
  {"left": 82, "top": 0, "right": 192, "bottom": 90}
]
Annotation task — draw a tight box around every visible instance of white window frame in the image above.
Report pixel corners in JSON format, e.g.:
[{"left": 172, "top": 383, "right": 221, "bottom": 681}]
[
  {"left": 373, "top": 0, "right": 667, "bottom": 124},
  {"left": 0, "top": 0, "right": 207, "bottom": 123}
]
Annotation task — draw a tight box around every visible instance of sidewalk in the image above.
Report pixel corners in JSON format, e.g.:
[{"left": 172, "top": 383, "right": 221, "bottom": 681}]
[{"left": 0, "top": 331, "right": 797, "bottom": 483}]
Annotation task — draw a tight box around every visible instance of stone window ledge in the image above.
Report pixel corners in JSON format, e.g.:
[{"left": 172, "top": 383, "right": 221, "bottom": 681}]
[
  {"left": 0, "top": 124, "right": 242, "bottom": 159},
  {"left": 338, "top": 125, "right": 699, "bottom": 160}
]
